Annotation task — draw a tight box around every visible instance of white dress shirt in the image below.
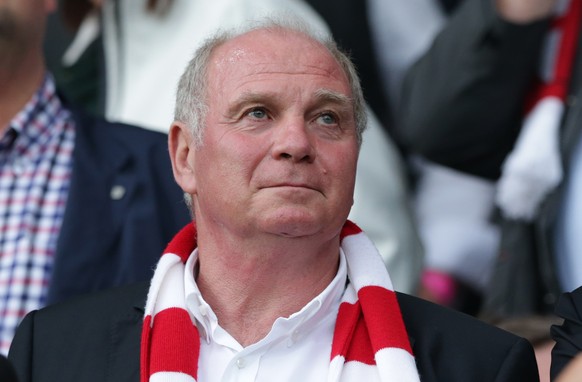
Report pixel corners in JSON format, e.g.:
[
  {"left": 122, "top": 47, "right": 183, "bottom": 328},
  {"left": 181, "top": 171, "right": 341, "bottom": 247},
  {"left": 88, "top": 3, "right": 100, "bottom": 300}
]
[{"left": 184, "top": 248, "right": 347, "bottom": 382}]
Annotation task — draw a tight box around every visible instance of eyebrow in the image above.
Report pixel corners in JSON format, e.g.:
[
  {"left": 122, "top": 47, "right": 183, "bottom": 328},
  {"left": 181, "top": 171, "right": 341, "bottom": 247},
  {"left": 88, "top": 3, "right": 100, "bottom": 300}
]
[
  {"left": 226, "top": 88, "right": 353, "bottom": 117},
  {"left": 313, "top": 89, "right": 352, "bottom": 108},
  {"left": 225, "top": 91, "right": 276, "bottom": 117}
]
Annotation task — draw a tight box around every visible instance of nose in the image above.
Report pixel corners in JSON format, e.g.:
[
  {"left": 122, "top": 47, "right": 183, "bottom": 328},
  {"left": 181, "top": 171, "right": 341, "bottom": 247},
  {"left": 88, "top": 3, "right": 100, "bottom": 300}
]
[{"left": 271, "top": 118, "right": 316, "bottom": 163}]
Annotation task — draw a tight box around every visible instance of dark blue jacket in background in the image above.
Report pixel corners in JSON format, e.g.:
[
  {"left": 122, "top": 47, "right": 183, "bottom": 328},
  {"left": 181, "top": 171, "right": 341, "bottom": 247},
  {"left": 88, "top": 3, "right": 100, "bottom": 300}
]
[{"left": 46, "top": 108, "right": 191, "bottom": 304}]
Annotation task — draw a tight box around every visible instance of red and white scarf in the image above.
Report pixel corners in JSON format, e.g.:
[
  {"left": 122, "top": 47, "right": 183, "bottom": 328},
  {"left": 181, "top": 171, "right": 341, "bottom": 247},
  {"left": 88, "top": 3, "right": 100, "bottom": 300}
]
[
  {"left": 496, "top": 0, "right": 582, "bottom": 221},
  {"left": 140, "top": 220, "right": 420, "bottom": 382}
]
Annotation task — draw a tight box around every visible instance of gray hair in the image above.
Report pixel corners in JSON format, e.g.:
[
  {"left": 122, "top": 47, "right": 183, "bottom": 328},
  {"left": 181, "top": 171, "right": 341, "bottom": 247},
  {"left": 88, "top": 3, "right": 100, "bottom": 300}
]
[{"left": 174, "top": 18, "right": 368, "bottom": 147}]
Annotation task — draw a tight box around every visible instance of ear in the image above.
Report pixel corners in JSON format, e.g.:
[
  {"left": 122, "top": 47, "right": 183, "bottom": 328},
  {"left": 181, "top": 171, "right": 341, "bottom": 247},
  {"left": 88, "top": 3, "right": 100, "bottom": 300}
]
[{"left": 169, "top": 121, "right": 198, "bottom": 195}]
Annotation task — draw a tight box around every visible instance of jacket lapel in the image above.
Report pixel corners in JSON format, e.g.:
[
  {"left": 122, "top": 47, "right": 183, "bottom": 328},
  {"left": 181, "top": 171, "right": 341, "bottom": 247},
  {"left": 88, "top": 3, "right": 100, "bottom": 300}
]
[
  {"left": 49, "top": 111, "right": 133, "bottom": 303},
  {"left": 106, "top": 286, "right": 147, "bottom": 382}
]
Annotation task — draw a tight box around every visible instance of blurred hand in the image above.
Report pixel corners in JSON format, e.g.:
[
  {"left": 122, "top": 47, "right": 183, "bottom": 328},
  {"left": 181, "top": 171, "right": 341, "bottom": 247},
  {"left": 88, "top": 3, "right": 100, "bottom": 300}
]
[
  {"left": 90, "top": 0, "right": 104, "bottom": 8},
  {"left": 556, "top": 353, "right": 582, "bottom": 382},
  {"left": 495, "top": 0, "right": 559, "bottom": 23}
]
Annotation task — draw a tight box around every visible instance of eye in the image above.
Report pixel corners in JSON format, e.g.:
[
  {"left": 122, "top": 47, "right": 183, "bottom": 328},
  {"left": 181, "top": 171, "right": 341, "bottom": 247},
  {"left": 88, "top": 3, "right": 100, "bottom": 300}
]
[
  {"left": 317, "top": 112, "right": 338, "bottom": 125},
  {"left": 246, "top": 107, "right": 268, "bottom": 120}
]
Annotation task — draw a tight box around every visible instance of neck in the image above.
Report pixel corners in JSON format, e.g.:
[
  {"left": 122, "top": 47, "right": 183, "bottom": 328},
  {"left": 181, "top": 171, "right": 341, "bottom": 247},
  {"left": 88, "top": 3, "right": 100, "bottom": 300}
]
[
  {"left": 195, "top": 224, "right": 341, "bottom": 347},
  {"left": 0, "top": 51, "right": 45, "bottom": 133}
]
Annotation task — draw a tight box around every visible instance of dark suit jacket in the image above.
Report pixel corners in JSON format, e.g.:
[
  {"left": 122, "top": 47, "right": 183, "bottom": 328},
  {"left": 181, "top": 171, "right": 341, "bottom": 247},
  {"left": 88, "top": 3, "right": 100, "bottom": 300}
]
[
  {"left": 396, "top": 0, "right": 550, "bottom": 179},
  {"left": 0, "top": 355, "right": 18, "bottom": 382},
  {"left": 9, "top": 282, "right": 540, "bottom": 382},
  {"left": 46, "top": 108, "right": 191, "bottom": 304},
  {"left": 551, "top": 286, "right": 582, "bottom": 379}
]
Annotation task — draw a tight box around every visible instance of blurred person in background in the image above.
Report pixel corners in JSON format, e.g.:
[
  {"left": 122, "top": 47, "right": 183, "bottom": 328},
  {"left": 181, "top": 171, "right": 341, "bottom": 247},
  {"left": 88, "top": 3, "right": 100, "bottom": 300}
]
[{"left": 0, "top": 0, "right": 190, "bottom": 354}]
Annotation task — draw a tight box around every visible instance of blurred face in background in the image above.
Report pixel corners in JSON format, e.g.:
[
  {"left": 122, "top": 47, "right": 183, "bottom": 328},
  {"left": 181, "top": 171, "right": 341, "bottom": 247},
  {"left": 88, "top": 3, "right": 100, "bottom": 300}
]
[{"left": 0, "top": 0, "right": 54, "bottom": 69}]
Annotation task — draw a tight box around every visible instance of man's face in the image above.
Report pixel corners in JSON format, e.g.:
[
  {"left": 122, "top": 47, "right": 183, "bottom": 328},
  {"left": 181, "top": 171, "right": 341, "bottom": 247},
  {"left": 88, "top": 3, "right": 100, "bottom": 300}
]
[
  {"left": 0, "top": 0, "right": 52, "bottom": 67},
  {"left": 182, "top": 29, "right": 359, "bottom": 240}
]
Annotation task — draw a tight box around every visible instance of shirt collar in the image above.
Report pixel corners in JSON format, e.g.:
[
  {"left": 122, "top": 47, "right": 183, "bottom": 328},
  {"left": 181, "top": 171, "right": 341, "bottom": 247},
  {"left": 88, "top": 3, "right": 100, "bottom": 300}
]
[
  {"left": 5, "top": 73, "right": 60, "bottom": 146},
  {"left": 184, "top": 247, "right": 347, "bottom": 346}
]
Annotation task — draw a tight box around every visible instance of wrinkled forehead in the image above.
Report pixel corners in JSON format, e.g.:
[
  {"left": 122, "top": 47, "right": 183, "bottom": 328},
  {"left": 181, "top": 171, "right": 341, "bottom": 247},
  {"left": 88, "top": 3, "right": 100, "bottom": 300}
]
[{"left": 208, "top": 28, "right": 349, "bottom": 87}]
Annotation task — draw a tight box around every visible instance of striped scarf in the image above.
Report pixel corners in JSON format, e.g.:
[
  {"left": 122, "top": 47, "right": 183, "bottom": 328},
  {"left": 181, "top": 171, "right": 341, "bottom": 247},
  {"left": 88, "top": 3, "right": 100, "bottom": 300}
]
[{"left": 140, "top": 220, "right": 420, "bottom": 381}]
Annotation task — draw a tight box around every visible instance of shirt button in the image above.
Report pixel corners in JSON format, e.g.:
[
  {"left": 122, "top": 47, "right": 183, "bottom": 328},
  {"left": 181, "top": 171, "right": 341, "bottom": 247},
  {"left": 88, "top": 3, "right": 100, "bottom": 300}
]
[
  {"left": 287, "top": 329, "right": 300, "bottom": 347},
  {"left": 292, "top": 329, "right": 300, "bottom": 341},
  {"left": 236, "top": 358, "right": 246, "bottom": 369},
  {"left": 110, "top": 185, "right": 126, "bottom": 200}
]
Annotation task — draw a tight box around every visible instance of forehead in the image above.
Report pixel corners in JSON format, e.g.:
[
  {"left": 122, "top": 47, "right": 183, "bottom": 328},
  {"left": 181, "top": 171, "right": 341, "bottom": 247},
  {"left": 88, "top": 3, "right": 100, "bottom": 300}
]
[{"left": 207, "top": 28, "right": 350, "bottom": 93}]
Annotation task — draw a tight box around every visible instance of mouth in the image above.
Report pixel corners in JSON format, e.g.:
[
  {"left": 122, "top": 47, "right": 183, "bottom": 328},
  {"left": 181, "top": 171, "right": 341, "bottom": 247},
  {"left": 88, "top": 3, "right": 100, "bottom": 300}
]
[
  {"left": 272, "top": 182, "right": 314, "bottom": 188},
  {"left": 261, "top": 183, "right": 323, "bottom": 195}
]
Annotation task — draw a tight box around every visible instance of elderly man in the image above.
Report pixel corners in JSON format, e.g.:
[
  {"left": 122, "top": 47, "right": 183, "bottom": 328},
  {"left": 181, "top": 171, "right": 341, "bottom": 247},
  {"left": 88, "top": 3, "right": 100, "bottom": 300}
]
[{"left": 9, "top": 21, "right": 540, "bottom": 382}]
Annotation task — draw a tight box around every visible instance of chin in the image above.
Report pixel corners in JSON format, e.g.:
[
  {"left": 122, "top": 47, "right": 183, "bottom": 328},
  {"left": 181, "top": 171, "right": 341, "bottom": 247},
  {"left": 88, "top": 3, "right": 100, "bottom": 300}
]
[
  {"left": 263, "top": 210, "right": 347, "bottom": 240},
  {"left": 261, "top": 211, "right": 324, "bottom": 238}
]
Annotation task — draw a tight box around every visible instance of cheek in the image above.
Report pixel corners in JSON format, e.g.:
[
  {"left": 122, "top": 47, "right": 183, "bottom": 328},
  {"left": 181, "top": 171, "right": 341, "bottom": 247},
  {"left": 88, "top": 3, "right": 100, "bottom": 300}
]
[
  {"left": 197, "top": 136, "right": 265, "bottom": 189},
  {"left": 334, "top": 165, "right": 357, "bottom": 200},
  {"left": 335, "top": 155, "right": 358, "bottom": 202},
  {"left": 326, "top": 144, "right": 358, "bottom": 182},
  {"left": 317, "top": 153, "right": 357, "bottom": 209}
]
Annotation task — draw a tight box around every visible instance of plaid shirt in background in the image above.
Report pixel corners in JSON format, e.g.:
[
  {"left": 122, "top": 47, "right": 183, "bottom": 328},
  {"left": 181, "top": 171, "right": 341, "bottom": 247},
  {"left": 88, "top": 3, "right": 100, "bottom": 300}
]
[{"left": 0, "top": 75, "right": 75, "bottom": 355}]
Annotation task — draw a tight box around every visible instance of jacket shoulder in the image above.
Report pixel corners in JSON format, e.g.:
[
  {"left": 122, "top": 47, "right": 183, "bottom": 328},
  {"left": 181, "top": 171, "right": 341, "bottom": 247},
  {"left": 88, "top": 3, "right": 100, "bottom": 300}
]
[
  {"left": 9, "top": 282, "right": 149, "bottom": 382},
  {"left": 396, "top": 292, "right": 540, "bottom": 381},
  {"left": 71, "top": 109, "right": 168, "bottom": 147},
  {"left": 43, "top": 281, "right": 149, "bottom": 316}
]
